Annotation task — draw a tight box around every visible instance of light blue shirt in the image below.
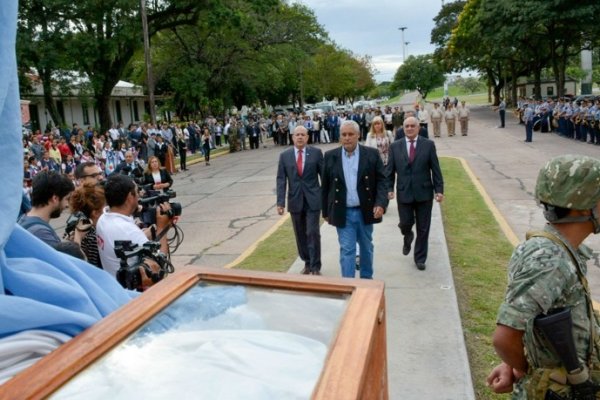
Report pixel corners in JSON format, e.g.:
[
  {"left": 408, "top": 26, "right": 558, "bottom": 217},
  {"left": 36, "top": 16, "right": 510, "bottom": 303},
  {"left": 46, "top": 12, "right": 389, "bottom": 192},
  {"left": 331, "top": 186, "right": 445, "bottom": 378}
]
[
  {"left": 342, "top": 145, "right": 360, "bottom": 207},
  {"left": 0, "top": 0, "right": 134, "bottom": 340},
  {"left": 523, "top": 106, "right": 535, "bottom": 123}
]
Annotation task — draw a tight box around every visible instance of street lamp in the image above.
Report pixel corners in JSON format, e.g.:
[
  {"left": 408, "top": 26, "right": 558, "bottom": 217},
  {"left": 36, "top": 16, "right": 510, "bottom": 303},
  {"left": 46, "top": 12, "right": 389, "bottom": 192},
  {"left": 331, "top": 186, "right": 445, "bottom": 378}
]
[{"left": 398, "top": 27, "right": 407, "bottom": 63}]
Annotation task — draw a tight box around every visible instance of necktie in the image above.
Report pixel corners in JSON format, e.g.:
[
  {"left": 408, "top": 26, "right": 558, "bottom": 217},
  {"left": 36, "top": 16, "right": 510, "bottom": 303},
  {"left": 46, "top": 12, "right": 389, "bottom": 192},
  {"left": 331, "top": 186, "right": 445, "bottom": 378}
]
[
  {"left": 409, "top": 139, "right": 416, "bottom": 164},
  {"left": 297, "top": 149, "right": 303, "bottom": 176}
]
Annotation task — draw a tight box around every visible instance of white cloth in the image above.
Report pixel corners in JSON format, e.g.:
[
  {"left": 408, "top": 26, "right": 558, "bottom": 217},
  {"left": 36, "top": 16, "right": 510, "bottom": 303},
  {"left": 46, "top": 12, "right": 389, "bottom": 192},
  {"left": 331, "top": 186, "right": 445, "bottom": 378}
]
[
  {"left": 0, "top": 330, "right": 71, "bottom": 385},
  {"left": 51, "top": 330, "right": 327, "bottom": 400},
  {"left": 96, "top": 210, "right": 148, "bottom": 277}
]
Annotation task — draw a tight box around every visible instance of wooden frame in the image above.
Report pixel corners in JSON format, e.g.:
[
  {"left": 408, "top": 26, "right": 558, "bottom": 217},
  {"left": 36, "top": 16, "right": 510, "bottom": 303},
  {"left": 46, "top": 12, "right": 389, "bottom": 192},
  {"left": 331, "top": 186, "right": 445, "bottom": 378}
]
[{"left": 0, "top": 266, "right": 388, "bottom": 400}]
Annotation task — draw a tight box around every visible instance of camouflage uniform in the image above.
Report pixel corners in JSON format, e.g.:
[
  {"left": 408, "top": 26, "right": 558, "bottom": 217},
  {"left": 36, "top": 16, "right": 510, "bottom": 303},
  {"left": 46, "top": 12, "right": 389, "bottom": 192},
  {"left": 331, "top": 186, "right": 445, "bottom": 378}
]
[{"left": 497, "top": 224, "right": 599, "bottom": 398}]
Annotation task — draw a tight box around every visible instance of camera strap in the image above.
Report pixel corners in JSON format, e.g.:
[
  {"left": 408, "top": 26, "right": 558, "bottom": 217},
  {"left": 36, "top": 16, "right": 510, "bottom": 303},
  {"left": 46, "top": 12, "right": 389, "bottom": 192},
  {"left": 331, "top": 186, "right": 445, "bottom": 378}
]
[{"left": 154, "top": 223, "right": 172, "bottom": 242}]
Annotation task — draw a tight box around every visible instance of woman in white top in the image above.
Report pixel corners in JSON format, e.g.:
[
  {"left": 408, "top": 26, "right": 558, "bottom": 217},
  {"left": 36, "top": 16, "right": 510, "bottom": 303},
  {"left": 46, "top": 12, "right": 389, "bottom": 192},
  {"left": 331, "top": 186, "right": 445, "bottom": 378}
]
[{"left": 364, "top": 116, "right": 394, "bottom": 166}]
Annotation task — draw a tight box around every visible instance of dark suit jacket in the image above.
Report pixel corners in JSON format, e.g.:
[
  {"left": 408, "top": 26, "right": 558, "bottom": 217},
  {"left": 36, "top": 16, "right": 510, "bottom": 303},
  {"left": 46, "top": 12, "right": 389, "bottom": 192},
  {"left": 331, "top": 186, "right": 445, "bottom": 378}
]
[
  {"left": 276, "top": 146, "right": 323, "bottom": 213},
  {"left": 143, "top": 168, "right": 173, "bottom": 190},
  {"left": 386, "top": 137, "right": 443, "bottom": 203},
  {"left": 115, "top": 161, "right": 144, "bottom": 179},
  {"left": 322, "top": 145, "right": 388, "bottom": 227}
]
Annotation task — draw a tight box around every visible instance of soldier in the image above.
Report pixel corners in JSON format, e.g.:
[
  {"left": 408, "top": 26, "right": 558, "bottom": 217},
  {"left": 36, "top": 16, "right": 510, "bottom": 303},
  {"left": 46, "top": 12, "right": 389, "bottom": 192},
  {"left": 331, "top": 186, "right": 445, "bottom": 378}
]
[
  {"left": 523, "top": 102, "right": 534, "bottom": 142},
  {"left": 457, "top": 101, "right": 470, "bottom": 136},
  {"left": 392, "top": 106, "right": 404, "bottom": 134},
  {"left": 444, "top": 103, "right": 457, "bottom": 137},
  {"left": 487, "top": 154, "right": 600, "bottom": 399},
  {"left": 430, "top": 103, "right": 443, "bottom": 138}
]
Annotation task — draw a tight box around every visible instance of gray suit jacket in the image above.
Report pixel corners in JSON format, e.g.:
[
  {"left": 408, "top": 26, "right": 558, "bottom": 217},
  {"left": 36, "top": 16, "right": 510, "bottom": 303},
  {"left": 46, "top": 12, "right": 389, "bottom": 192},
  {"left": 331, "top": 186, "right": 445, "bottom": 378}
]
[
  {"left": 276, "top": 146, "right": 323, "bottom": 212},
  {"left": 386, "top": 137, "right": 443, "bottom": 203}
]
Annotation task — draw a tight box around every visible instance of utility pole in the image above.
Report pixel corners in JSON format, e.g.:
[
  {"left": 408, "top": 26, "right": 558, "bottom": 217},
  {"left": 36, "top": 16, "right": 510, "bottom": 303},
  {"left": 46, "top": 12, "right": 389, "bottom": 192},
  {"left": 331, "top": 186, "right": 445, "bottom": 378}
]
[
  {"left": 405, "top": 42, "right": 410, "bottom": 58},
  {"left": 141, "top": 0, "right": 156, "bottom": 125},
  {"left": 398, "top": 27, "right": 407, "bottom": 63}
]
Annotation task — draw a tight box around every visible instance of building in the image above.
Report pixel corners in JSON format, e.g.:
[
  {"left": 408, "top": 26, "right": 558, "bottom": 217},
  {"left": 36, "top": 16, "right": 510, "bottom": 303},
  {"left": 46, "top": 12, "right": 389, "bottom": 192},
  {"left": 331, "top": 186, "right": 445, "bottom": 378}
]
[
  {"left": 21, "top": 76, "right": 149, "bottom": 132},
  {"left": 515, "top": 77, "right": 578, "bottom": 99}
]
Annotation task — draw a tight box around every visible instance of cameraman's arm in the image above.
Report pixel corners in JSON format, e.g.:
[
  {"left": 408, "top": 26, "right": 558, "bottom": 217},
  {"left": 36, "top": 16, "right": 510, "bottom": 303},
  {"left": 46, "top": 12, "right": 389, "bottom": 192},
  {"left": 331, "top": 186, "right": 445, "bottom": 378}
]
[{"left": 154, "top": 202, "right": 172, "bottom": 254}]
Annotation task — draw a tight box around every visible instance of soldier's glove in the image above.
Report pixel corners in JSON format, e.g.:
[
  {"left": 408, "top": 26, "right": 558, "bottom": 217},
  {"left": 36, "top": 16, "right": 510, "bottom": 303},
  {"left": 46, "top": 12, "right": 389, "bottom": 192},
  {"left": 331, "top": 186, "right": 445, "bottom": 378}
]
[{"left": 571, "top": 380, "right": 599, "bottom": 400}]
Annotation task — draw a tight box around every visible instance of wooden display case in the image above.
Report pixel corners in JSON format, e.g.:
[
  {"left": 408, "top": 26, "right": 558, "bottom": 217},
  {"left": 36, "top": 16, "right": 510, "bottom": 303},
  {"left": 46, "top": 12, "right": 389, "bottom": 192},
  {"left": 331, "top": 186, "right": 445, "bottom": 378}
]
[{"left": 0, "top": 266, "right": 387, "bottom": 399}]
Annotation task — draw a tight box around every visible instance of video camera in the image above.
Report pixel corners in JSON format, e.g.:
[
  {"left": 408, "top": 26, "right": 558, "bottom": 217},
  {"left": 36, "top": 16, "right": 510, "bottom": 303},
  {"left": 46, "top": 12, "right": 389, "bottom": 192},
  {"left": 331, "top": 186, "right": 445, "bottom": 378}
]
[
  {"left": 63, "top": 211, "right": 92, "bottom": 238},
  {"left": 137, "top": 185, "right": 182, "bottom": 227},
  {"left": 114, "top": 240, "right": 174, "bottom": 291}
]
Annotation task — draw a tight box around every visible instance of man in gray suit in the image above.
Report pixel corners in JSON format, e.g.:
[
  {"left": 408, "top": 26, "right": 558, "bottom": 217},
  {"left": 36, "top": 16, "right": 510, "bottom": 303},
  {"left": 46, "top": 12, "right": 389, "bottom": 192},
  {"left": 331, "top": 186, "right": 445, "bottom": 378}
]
[
  {"left": 276, "top": 125, "right": 324, "bottom": 275},
  {"left": 387, "top": 117, "right": 444, "bottom": 271}
]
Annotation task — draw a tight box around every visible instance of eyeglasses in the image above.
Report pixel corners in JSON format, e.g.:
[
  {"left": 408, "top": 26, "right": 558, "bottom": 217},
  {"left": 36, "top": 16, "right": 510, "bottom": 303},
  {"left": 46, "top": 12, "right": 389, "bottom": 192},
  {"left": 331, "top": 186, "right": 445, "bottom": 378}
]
[{"left": 82, "top": 172, "right": 104, "bottom": 179}]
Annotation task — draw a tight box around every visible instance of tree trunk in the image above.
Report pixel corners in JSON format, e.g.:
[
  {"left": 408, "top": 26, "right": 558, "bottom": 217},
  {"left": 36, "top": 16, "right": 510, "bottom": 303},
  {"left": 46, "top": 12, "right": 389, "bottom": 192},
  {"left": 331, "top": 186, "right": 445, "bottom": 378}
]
[
  {"left": 533, "top": 68, "right": 542, "bottom": 100},
  {"left": 510, "top": 61, "right": 518, "bottom": 106},
  {"left": 40, "top": 69, "right": 63, "bottom": 128},
  {"left": 95, "top": 92, "right": 113, "bottom": 135}
]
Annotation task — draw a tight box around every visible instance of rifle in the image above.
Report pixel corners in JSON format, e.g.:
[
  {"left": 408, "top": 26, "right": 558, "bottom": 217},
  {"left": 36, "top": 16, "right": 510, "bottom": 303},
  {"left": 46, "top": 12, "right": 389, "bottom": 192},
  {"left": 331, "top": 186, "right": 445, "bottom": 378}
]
[{"left": 535, "top": 308, "right": 600, "bottom": 400}]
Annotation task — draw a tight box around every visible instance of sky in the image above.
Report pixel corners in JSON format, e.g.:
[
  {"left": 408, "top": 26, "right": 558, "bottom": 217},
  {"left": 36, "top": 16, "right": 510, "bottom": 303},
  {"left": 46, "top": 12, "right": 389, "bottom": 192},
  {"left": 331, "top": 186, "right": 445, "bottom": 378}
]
[{"left": 291, "top": 0, "right": 444, "bottom": 83}]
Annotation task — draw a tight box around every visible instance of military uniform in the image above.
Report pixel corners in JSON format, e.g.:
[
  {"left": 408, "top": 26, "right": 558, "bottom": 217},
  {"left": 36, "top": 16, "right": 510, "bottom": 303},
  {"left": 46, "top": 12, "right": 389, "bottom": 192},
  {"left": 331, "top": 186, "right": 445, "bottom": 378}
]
[
  {"left": 430, "top": 106, "right": 443, "bottom": 137},
  {"left": 444, "top": 106, "right": 457, "bottom": 137},
  {"left": 497, "top": 224, "right": 600, "bottom": 399}
]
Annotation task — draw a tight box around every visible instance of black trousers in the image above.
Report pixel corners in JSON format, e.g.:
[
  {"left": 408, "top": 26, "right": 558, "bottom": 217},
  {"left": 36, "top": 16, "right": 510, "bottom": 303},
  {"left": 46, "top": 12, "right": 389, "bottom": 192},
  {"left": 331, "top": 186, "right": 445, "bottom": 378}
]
[
  {"left": 290, "top": 209, "right": 321, "bottom": 272},
  {"left": 398, "top": 199, "right": 433, "bottom": 264}
]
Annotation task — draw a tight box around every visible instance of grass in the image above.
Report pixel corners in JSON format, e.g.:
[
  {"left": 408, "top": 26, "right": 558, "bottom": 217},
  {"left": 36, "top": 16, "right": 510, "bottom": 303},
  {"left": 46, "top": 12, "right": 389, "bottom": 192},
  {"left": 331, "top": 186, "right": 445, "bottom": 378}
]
[
  {"left": 440, "top": 157, "right": 513, "bottom": 399},
  {"left": 381, "top": 86, "right": 491, "bottom": 106},
  {"left": 231, "top": 157, "right": 514, "bottom": 399},
  {"left": 234, "top": 217, "right": 298, "bottom": 272}
]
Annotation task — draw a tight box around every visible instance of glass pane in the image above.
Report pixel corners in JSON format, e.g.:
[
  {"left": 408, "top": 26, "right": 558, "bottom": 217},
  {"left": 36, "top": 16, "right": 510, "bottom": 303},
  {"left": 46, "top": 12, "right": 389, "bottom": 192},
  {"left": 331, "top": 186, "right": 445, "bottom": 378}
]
[{"left": 51, "top": 283, "right": 349, "bottom": 400}]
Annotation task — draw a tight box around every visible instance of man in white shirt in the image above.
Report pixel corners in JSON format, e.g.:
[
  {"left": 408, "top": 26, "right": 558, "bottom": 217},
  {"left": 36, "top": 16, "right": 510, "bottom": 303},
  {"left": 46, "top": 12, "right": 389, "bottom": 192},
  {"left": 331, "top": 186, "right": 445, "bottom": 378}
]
[{"left": 96, "top": 174, "right": 171, "bottom": 284}]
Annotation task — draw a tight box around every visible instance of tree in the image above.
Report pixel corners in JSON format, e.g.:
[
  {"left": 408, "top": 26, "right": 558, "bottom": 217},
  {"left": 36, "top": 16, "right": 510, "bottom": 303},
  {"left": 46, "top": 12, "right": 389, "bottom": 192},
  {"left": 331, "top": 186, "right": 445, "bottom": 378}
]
[
  {"left": 18, "top": 0, "right": 213, "bottom": 132},
  {"left": 391, "top": 54, "right": 445, "bottom": 99},
  {"left": 455, "top": 76, "right": 483, "bottom": 94},
  {"left": 18, "top": 0, "right": 74, "bottom": 128},
  {"left": 430, "top": 0, "right": 466, "bottom": 71},
  {"left": 146, "top": 0, "right": 325, "bottom": 116}
]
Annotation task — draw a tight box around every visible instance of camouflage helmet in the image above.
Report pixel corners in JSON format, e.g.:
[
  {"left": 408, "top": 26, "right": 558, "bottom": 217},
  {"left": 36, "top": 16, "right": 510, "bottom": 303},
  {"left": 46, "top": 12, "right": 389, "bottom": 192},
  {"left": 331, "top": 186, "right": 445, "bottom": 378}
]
[{"left": 535, "top": 154, "right": 600, "bottom": 210}]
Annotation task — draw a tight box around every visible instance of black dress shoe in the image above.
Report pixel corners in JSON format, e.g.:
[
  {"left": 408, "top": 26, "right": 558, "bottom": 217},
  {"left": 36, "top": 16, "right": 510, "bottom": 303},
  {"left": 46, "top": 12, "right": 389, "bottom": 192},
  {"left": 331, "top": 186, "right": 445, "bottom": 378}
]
[
  {"left": 403, "top": 232, "right": 414, "bottom": 256},
  {"left": 301, "top": 267, "right": 310, "bottom": 275},
  {"left": 416, "top": 262, "right": 426, "bottom": 271}
]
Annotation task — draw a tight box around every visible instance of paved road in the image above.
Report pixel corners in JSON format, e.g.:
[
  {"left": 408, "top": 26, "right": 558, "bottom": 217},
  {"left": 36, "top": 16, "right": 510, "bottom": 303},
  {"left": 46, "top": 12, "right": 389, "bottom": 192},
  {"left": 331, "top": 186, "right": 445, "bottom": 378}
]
[{"left": 427, "top": 102, "right": 600, "bottom": 299}]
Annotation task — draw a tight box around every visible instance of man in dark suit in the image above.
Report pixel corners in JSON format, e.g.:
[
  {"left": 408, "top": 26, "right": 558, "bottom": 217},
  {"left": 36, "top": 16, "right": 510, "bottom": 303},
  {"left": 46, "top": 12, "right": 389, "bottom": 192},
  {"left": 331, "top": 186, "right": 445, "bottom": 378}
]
[
  {"left": 276, "top": 125, "right": 324, "bottom": 275},
  {"left": 387, "top": 116, "right": 444, "bottom": 271},
  {"left": 114, "top": 150, "right": 144, "bottom": 181},
  {"left": 395, "top": 111, "right": 427, "bottom": 141},
  {"left": 322, "top": 120, "right": 388, "bottom": 279}
]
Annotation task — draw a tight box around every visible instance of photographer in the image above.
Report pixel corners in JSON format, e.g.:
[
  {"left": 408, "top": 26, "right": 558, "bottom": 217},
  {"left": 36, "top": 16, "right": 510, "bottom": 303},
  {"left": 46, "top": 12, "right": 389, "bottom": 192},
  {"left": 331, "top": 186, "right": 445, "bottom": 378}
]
[
  {"left": 96, "top": 174, "right": 171, "bottom": 283},
  {"left": 68, "top": 183, "right": 105, "bottom": 269}
]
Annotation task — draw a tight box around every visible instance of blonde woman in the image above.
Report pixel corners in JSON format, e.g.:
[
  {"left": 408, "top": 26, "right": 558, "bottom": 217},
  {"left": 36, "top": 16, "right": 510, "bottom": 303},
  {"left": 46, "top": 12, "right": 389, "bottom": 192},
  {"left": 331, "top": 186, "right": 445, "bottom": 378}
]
[{"left": 364, "top": 116, "right": 394, "bottom": 166}]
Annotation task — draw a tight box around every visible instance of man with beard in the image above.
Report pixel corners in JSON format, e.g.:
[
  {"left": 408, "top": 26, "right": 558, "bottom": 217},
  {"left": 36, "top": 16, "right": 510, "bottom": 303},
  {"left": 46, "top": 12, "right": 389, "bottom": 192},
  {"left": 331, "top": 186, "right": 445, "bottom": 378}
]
[{"left": 18, "top": 170, "right": 75, "bottom": 247}]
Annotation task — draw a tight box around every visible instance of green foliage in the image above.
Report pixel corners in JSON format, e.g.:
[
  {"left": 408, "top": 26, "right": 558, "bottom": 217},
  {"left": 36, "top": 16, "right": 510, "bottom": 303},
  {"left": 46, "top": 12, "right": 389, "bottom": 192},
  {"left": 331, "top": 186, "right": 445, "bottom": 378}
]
[
  {"left": 391, "top": 54, "right": 445, "bottom": 99},
  {"left": 454, "top": 76, "right": 485, "bottom": 94},
  {"left": 147, "top": 0, "right": 328, "bottom": 115}
]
